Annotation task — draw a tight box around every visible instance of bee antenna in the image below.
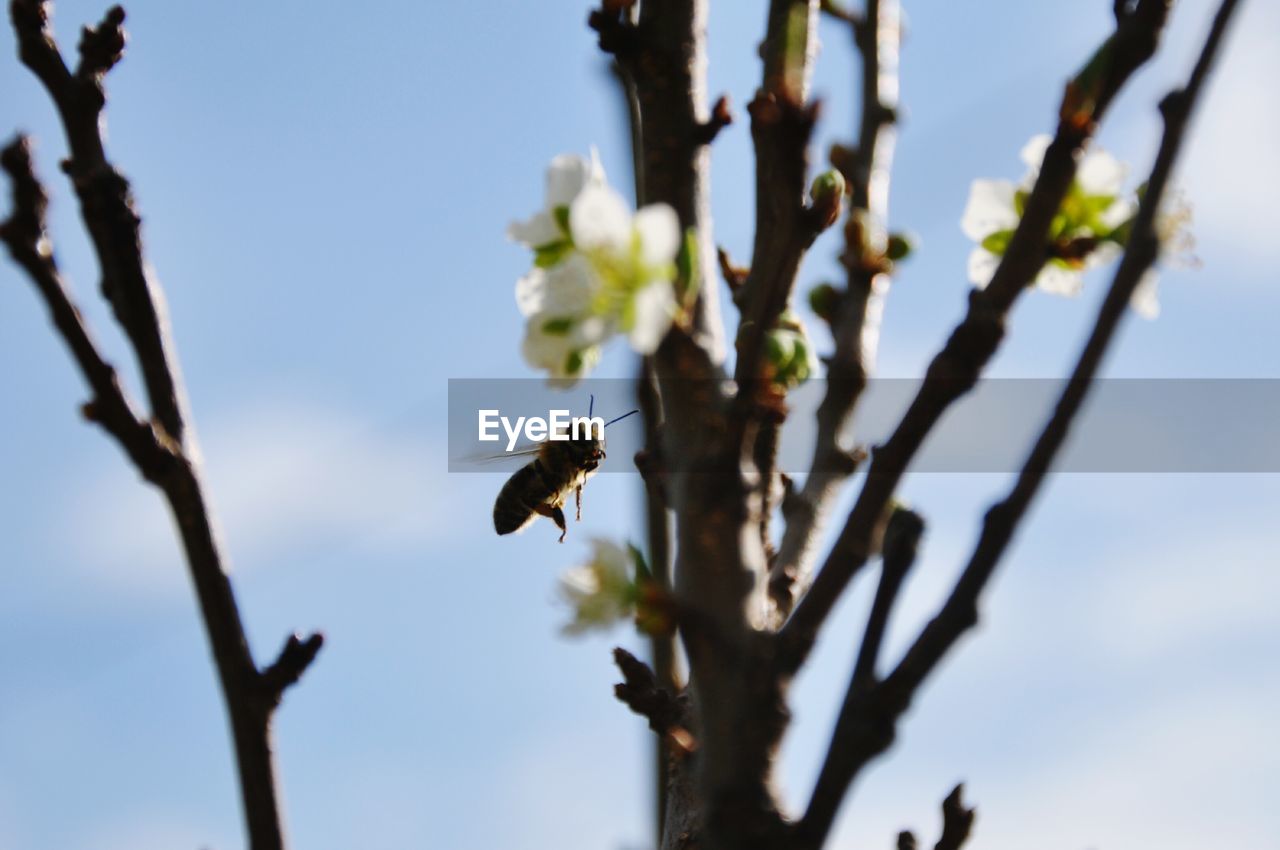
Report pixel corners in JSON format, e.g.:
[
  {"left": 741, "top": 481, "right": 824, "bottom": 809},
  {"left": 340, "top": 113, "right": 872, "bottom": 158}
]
[
  {"left": 589, "top": 393, "right": 595, "bottom": 419},
  {"left": 603, "top": 409, "right": 640, "bottom": 428}
]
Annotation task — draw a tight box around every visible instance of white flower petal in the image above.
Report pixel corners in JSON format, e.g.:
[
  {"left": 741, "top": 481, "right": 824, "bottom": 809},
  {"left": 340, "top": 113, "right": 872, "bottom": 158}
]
[
  {"left": 1084, "top": 240, "right": 1123, "bottom": 271},
  {"left": 1019, "top": 134, "right": 1053, "bottom": 179},
  {"left": 569, "top": 184, "right": 632, "bottom": 253},
  {"left": 546, "top": 153, "right": 602, "bottom": 208},
  {"left": 559, "top": 538, "right": 635, "bottom": 634},
  {"left": 634, "top": 203, "right": 681, "bottom": 267},
  {"left": 961, "top": 180, "right": 1020, "bottom": 241},
  {"left": 1078, "top": 146, "right": 1126, "bottom": 197},
  {"left": 507, "top": 211, "right": 561, "bottom": 248},
  {"left": 1131, "top": 269, "right": 1161, "bottom": 319},
  {"left": 540, "top": 253, "right": 598, "bottom": 316},
  {"left": 1099, "top": 196, "right": 1137, "bottom": 232},
  {"left": 627, "top": 282, "right": 676, "bottom": 354},
  {"left": 522, "top": 321, "right": 571, "bottom": 371},
  {"left": 515, "top": 268, "right": 547, "bottom": 317},
  {"left": 967, "top": 247, "right": 1001, "bottom": 287},
  {"left": 1035, "top": 262, "right": 1084, "bottom": 297}
]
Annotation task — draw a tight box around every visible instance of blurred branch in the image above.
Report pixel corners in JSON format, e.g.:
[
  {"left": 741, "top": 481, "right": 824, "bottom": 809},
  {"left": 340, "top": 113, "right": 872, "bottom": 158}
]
[
  {"left": 613, "top": 647, "right": 689, "bottom": 736},
  {"left": 770, "top": 0, "right": 901, "bottom": 620},
  {"left": 792, "top": 1, "right": 1237, "bottom": 837},
  {"left": 934, "top": 785, "right": 977, "bottom": 850},
  {"left": 732, "top": 0, "right": 827, "bottom": 409},
  {"left": 593, "top": 4, "right": 786, "bottom": 848},
  {"left": 779, "top": 0, "right": 1174, "bottom": 672},
  {"left": 5, "top": 4, "right": 322, "bottom": 848},
  {"left": 611, "top": 47, "right": 681, "bottom": 840},
  {"left": 891, "top": 786, "right": 975, "bottom": 850}
]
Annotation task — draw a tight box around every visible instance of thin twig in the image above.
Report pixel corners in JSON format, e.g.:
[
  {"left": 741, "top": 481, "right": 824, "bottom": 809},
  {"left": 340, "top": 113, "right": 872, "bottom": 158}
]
[
  {"left": 851, "top": 506, "right": 921, "bottom": 690},
  {"left": 0, "top": 137, "right": 170, "bottom": 478},
  {"left": 934, "top": 784, "right": 976, "bottom": 850},
  {"left": 769, "top": 0, "right": 901, "bottom": 619},
  {"left": 11, "top": 0, "right": 189, "bottom": 446},
  {"left": 794, "top": 1, "right": 1238, "bottom": 838},
  {"left": 779, "top": 0, "right": 1174, "bottom": 671},
  {"left": 5, "top": 5, "right": 323, "bottom": 848}
]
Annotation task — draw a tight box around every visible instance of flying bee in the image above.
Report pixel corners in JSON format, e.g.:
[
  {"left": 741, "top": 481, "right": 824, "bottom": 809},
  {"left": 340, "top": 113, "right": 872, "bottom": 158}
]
[{"left": 492, "top": 398, "right": 638, "bottom": 543}]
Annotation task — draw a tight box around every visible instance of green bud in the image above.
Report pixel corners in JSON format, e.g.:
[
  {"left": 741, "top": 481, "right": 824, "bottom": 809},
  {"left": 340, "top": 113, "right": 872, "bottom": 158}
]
[
  {"left": 808, "top": 283, "right": 842, "bottom": 323},
  {"left": 809, "top": 170, "right": 847, "bottom": 230},
  {"left": 886, "top": 232, "right": 917, "bottom": 262}
]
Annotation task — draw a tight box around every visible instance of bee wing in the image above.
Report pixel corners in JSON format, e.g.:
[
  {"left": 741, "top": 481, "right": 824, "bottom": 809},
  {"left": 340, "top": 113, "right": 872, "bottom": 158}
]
[{"left": 462, "top": 442, "right": 544, "bottom": 465}]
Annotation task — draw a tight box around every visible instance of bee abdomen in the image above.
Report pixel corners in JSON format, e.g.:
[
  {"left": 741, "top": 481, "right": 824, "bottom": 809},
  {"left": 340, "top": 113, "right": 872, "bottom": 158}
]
[{"left": 493, "top": 462, "right": 555, "bottom": 535}]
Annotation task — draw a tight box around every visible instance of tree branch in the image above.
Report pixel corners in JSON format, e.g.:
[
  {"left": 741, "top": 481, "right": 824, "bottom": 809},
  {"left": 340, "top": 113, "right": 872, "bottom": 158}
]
[
  {"left": 933, "top": 784, "right": 976, "bottom": 850},
  {"left": 6, "top": 5, "right": 325, "bottom": 848},
  {"left": 732, "top": 0, "right": 824, "bottom": 403},
  {"left": 779, "top": 0, "right": 1174, "bottom": 671},
  {"left": 261, "top": 632, "right": 325, "bottom": 708},
  {"left": 594, "top": 6, "right": 786, "bottom": 848},
  {"left": 769, "top": 0, "right": 901, "bottom": 619},
  {"left": 11, "top": 0, "right": 190, "bottom": 447},
  {"left": 0, "top": 136, "right": 170, "bottom": 478},
  {"left": 891, "top": 785, "right": 976, "bottom": 850},
  {"left": 850, "top": 506, "right": 921, "bottom": 690},
  {"left": 792, "top": 1, "right": 1238, "bottom": 836}
]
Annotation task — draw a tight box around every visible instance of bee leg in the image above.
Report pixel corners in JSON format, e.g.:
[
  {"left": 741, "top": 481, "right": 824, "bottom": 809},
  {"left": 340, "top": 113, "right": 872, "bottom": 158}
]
[
  {"left": 575, "top": 485, "right": 583, "bottom": 522},
  {"left": 534, "top": 503, "right": 568, "bottom": 543}
]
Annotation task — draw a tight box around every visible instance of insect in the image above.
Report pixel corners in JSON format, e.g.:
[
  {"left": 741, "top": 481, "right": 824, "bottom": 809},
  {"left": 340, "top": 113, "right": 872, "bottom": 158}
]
[{"left": 492, "top": 397, "right": 638, "bottom": 543}]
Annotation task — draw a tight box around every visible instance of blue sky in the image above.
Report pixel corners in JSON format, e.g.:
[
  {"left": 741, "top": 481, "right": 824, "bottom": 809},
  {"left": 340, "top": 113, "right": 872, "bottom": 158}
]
[{"left": 1, "top": 1, "right": 1277, "bottom": 848}]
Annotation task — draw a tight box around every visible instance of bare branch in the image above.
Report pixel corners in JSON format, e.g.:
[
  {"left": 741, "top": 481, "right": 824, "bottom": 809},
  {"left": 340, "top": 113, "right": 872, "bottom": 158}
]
[
  {"left": 4, "top": 6, "right": 334, "bottom": 847},
  {"left": 731, "top": 0, "right": 826, "bottom": 407},
  {"left": 792, "top": 3, "right": 1238, "bottom": 837},
  {"left": 694, "top": 94, "right": 734, "bottom": 145},
  {"left": 0, "top": 136, "right": 169, "bottom": 478},
  {"left": 261, "top": 632, "right": 325, "bottom": 707},
  {"left": 799, "top": 505, "right": 922, "bottom": 843},
  {"left": 10, "top": 0, "right": 190, "bottom": 446},
  {"left": 851, "top": 506, "right": 921, "bottom": 690},
  {"left": 770, "top": 0, "right": 901, "bottom": 619},
  {"left": 613, "top": 647, "right": 689, "bottom": 736},
  {"left": 875, "top": 0, "right": 1240, "bottom": 767},
  {"left": 934, "top": 784, "right": 976, "bottom": 850},
  {"left": 779, "top": 0, "right": 1174, "bottom": 670}
]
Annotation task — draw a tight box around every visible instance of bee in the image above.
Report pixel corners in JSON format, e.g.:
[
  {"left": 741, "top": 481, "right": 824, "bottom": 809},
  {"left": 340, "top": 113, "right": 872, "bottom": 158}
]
[{"left": 493, "top": 399, "right": 638, "bottom": 543}]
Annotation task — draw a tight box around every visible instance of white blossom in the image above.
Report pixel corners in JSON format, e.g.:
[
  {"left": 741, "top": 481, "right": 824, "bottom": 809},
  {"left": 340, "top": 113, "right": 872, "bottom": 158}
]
[
  {"left": 1129, "top": 189, "right": 1198, "bottom": 321},
  {"left": 961, "top": 134, "right": 1136, "bottom": 299},
  {"left": 509, "top": 150, "right": 682, "bottom": 383},
  {"left": 559, "top": 539, "right": 637, "bottom": 635},
  {"left": 507, "top": 149, "right": 605, "bottom": 250}
]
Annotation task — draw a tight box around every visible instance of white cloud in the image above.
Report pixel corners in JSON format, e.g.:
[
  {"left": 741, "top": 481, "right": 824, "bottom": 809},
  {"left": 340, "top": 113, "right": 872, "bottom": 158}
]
[{"left": 60, "top": 399, "right": 443, "bottom": 599}]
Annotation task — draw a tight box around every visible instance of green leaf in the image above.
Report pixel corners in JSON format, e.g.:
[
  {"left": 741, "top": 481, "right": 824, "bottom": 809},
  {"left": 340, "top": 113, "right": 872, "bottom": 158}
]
[
  {"left": 627, "top": 543, "right": 651, "bottom": 583},
  {"left": 534, "top": 239, "right": 573, "bottom": 268},
  {"left": 553, "top": 205, "right": 572, "bottom": 234},
  {"left": 541, "top": 316, "right": 574, "bottom": 336},
  {"left": 564, "top": 349, "right": 585, "bottom": 375},
  {"left": 981, "top": 229, "right": 1015, "bottom": 255}
]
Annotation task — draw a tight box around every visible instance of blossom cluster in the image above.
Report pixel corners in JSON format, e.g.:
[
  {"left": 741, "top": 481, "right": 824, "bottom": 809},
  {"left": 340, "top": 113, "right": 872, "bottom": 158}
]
[
  {"left": 559, "top": 538, "right": 670, "bottom": 636},
  {"left": 509, "top": 151, "right": 682, "bottom": 384},
  {"left": 961, "top": 134, "right": 1194, "bottom": 319}
]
